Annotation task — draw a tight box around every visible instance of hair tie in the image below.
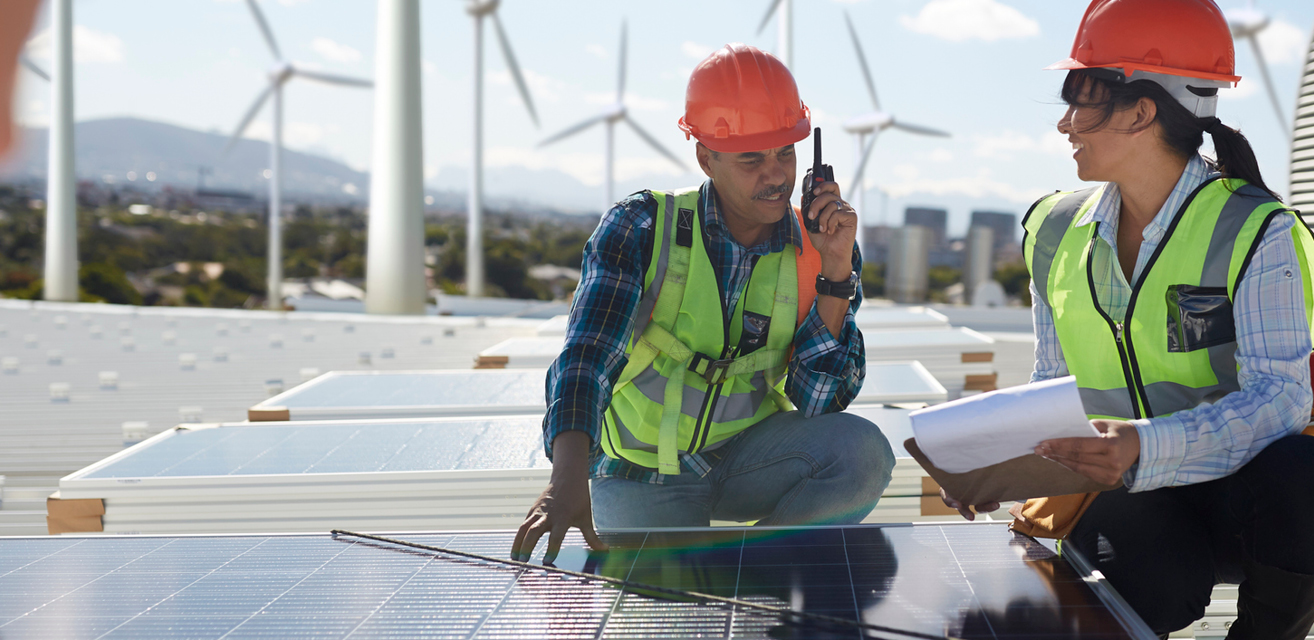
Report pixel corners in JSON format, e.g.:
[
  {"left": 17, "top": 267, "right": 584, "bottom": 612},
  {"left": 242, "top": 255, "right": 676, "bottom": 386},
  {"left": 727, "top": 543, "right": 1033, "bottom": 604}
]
[{"left": 1203, "top": 117, "right": 1225, "bottom": 134}]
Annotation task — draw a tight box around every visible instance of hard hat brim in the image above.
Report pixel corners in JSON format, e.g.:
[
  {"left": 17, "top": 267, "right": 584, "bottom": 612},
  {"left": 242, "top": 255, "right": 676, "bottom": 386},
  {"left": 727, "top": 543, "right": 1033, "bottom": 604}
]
[
  {"left": 1044, "top": 57, "right": 1239, "bottom": 85},
  {"left": 683, "top": 113, "right": 813, "bottom": 154}
]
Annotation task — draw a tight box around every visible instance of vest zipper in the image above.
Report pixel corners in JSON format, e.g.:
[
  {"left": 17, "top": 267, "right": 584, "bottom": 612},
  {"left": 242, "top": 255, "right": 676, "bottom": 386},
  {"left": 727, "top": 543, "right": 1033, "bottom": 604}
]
[
  {"left": 1085, "top": 234, "right": 1142, "bottom": 420},
  {"left": 691, "top": 255, "right": 759, "bottom": 454}
]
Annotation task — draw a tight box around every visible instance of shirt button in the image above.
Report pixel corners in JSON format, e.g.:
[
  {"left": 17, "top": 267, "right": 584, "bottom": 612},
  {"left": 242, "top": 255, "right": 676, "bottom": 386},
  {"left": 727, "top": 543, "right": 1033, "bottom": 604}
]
[{"left": 1285, "top": 270, "right": 1294, "bottom": 278}]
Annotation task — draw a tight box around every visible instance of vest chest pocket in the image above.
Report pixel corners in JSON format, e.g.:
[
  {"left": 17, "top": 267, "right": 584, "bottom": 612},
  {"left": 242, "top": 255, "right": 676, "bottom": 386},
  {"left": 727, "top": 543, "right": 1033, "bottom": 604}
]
[{"left": 1166, "top": 284, "right": 1236, "bottom": 353}]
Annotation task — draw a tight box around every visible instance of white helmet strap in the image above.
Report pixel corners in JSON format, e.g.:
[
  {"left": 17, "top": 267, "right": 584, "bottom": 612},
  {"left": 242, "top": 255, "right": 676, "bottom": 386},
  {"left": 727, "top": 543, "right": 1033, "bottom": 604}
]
[{"left": 1121, "top": 69, "right": 1232, "bottom": 119}]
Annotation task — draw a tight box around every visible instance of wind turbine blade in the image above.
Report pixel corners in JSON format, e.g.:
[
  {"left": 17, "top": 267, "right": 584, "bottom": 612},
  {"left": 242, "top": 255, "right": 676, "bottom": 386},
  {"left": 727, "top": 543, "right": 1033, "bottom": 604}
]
[
  {"left": 1248, "top": 35, "right": 1290, "bottom": 139},
  {"left": 890, "top": 120, "right": 951, "bottom": 137},
  {"left": 19, "top": 55, "right": 48, "bottom": 81},
  {"left": 244, "top": 0, "right": 282, "bottom": 60},
  {"left": 616, "top": 21, "right": 628, "bottom": 103},
  {"left": 624, "top": 116, "right": 689, "bottom": 172},
  {"left": 538, "top": 113, "right": 610, "bottom": 147},
  {"left": 223, "top": 83, "right": 276, "bottom": 154},
  {"left": 845, "top": 11, "right": 881, "bottom": 111},
  {"left": 489, "top": 11, "right": 539, "bottom": 127},
  {"left": 850, "top": 134, "right": 878, "bottom": 194},
  {"left": 757, "top": 0, "right": 785, "bottom": 35},
  {"left": 291, "top": 66, "right": 373, "bottom": 88}
]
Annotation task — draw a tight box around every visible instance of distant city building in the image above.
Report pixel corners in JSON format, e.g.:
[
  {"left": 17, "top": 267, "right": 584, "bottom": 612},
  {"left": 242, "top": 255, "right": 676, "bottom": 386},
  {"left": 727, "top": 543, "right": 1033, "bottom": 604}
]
[
  {"left": 969, "top": 210, "right": 1018, "bottom": 251},
  {"left": 904, "top": 207, "right": 948, "bottom": 247}
]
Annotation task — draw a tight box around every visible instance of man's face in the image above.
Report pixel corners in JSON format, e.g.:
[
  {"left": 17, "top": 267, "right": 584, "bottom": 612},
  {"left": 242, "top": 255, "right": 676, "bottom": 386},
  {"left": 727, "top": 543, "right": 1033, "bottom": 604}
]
[{"left": 696, "top": 143, "right": 797, "bottom": 227}]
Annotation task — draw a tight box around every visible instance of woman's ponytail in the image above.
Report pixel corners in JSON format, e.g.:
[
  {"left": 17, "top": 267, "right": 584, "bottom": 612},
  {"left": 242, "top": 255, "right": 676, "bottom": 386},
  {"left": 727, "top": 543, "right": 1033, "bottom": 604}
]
[{"left": 1203, "top": 117, "right": 1281, "bottom": 201}]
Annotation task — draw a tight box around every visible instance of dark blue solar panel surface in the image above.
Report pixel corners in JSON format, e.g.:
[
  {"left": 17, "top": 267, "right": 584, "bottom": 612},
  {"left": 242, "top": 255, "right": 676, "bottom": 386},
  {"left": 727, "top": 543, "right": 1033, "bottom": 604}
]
[
  {"left": 0, "top": 524, "right": 1148, "bottom": 639},
  {"left": 81, "top": 419, "right": 549, "bottom": 479}
]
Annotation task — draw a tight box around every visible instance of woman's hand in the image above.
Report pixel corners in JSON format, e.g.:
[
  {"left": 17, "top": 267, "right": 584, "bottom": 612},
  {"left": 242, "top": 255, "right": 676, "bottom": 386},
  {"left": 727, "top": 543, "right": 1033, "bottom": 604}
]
[
  {"left": 1036, "top": 419, "right": 1141, "bottom": 486},
  {"left": 940, "top": 488, "right": 1000, "bottom": 522}
]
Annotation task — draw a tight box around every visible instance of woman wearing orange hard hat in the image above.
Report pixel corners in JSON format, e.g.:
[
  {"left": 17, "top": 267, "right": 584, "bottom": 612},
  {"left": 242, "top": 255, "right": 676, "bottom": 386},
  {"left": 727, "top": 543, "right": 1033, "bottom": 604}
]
[{"left": 944, "top": 0, "right": 1314, "bottom": 636}]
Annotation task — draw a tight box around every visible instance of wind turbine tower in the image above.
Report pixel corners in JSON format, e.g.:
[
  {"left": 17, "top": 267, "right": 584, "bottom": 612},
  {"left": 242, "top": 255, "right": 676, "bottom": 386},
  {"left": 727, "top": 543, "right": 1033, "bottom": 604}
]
[
  {"left": 1226, "top": 1, "right": 1289, "bottom": 139},
  {"left": 841, "top": 12, "right": 949, "bottom": 229},
  {"left": 539, "top": 22, "right": 688, "bottom": 213},
  {"left": 465, "top": 0, "right": 539, "bottom": 298},
  {"left": 757, "top": 0, "right": 793, "bottom": 70},
  {"left": 225, "top": 0, "right": 372, "bottom": 310},
  {"left": 365, "top": 0, "right": 426, "bottom": 315},
  {"left": 43, "top": 0, "right": 77, "bottom": 302}
]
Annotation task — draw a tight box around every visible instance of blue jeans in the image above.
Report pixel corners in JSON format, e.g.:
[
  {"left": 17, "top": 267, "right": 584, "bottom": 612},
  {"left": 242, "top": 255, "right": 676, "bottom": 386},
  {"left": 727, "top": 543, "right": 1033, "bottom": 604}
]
[{"left": 591, "top": 410, "right": 895, "bottom": 528}]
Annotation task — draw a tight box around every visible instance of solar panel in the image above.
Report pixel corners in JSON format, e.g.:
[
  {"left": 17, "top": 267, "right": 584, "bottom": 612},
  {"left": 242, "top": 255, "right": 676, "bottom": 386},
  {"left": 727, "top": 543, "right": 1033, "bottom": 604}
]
[
  {"left": 248, "top": 364, "right": 945, "bottom": 422},
  {"left": 0, "top": 523, "right": 1154, "bottom": 639}
]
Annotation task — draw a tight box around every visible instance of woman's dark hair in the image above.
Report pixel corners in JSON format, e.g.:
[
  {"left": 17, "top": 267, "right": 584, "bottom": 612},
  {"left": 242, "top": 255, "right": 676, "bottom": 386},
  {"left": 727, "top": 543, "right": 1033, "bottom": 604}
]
[{"left": 1060, "top": 69, "right": 1279, "bottom": 201}]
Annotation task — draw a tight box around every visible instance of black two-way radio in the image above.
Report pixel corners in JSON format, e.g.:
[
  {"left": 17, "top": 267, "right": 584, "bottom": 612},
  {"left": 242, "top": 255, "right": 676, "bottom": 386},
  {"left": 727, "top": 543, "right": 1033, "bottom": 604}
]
[{"left": 799, "top": 127, "right": 834, "bottom": 233}]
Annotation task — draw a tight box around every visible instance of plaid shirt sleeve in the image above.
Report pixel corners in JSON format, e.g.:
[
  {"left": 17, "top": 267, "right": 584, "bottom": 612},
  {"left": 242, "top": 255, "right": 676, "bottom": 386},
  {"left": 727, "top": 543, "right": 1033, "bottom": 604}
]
[
  {"left": 542, "top": 193, "right": 655, "bottom": 461},
  {"left": 1127, "top": 215, "right": 1313, "bottom": 491},
  {"left": 784, "top": 242, "right": 865, "bottom": 417}
]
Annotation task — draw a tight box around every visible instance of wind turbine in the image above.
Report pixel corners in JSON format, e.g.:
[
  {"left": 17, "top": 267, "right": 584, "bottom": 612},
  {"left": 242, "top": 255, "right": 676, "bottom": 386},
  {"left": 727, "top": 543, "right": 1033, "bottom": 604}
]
[
  {"left": 1226, "top": 1, "right": 1289, "bottom": 139},
  {"left": 466, "top": 0, "right": 538, "bottom": 298},
  {"left": 224, "top": 0, "right": 372, "bottom": 310},
  {"left": 842, "top": 11, "right": 949, "bottom": 230},
  {"left": 539, "top": 22, "right": 688, "bottom": 213},
  {"left": 757, "top": 0, "right": 793, "bottom": 70},
  {"left": 19, "top": 54, "right": 48, "bottom": 81}
]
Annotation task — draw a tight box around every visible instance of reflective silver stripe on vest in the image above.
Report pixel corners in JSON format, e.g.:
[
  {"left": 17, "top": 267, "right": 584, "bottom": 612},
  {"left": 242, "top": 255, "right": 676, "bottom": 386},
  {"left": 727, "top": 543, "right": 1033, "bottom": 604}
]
[
  {"left": 630, "top": 190, "right": 677, "bottom": 343},
  {"left": 1145, "top": 380, "right": 1236, "bottom": 415},
  {"left": 627, "top": 367, "right": 773, "bottom": 424},
  {"left": 1188, "top": 185, "right": 1266, "bottom": 407},
  {"left": 1079, "top": 386, "right": 1137, "bottom": 418},
  {"left": 1031, "top": 188, "right": 1099, "bottom": 309}
]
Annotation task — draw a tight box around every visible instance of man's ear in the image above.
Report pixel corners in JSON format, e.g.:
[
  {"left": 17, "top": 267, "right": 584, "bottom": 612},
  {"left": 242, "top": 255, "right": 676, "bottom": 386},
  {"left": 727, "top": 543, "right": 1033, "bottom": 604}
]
[{"left": 695, "top": 143, "right": 716, "bottom": 179}]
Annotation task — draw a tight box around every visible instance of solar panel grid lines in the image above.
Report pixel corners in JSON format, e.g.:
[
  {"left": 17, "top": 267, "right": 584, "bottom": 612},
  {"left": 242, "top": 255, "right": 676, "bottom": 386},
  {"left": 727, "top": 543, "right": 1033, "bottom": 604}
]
[{"left": 0, "top": 524, "right": 1151, "bottom": 639}]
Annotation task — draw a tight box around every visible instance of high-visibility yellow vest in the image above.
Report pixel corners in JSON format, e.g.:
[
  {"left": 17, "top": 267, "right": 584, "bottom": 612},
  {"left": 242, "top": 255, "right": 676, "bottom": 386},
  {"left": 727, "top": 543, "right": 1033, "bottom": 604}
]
[
  {"left": 599, "top": 187, "right": 822, "bottom": 474},
  {"left": 1023, "top": 178, "right": 1314, "bottom": 421}
]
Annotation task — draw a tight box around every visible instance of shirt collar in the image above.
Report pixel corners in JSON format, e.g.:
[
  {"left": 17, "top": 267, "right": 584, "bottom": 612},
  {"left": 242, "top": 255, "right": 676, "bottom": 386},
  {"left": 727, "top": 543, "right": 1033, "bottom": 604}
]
[
  {"left": 701, "top": 180, "right": 804, "bottom": 255},
  {"left": 1078, "top": 154, "right": 1218, "bottom": 240}
]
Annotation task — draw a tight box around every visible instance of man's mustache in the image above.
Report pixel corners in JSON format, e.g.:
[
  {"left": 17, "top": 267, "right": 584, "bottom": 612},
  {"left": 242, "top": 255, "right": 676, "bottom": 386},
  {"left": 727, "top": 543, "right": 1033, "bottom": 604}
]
[{"left": 753, "top": 184, "right": 790, "bottom": 200}]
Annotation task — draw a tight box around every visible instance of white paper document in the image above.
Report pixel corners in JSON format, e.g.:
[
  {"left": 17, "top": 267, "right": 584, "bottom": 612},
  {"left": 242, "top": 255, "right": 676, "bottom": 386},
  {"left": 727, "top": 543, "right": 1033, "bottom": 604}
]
[{"left": 909, "top": 376, "right": 1100, "bottom": 473}]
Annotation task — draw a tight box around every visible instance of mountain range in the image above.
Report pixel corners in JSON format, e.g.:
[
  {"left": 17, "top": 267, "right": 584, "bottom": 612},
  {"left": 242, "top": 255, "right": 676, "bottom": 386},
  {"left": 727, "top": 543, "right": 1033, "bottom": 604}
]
[{"left": 0, "top": 117, "right": 698, "bottom": 214}]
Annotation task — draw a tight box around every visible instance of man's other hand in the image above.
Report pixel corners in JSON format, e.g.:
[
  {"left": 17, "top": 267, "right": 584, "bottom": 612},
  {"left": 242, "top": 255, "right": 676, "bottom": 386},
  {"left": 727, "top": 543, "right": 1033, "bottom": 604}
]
[
  {"left": 1036, "top": 419, "right": 1141, "bottom": 487},
  {"left": 512, "top": 431, "right": 608, "bottom": 563},
  {"left": 940, "top": 488, "right": 1000, "bottom": 522}
]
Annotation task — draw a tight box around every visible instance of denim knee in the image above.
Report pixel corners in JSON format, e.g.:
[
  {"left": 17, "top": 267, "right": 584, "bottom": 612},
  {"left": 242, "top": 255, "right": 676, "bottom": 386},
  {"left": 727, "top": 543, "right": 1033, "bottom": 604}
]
[{"left": 819, "top": 412, "right": 895, "bottom": 495}]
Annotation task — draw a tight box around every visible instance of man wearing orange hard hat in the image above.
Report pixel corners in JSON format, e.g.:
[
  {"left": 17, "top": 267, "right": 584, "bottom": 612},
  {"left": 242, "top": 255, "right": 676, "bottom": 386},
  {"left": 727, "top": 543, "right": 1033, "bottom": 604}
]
[
  {"left": 940, "top": 0, "right": 1314, "bottom": 637},
  {"left": 513, "top": 43, "right": 893, "bottom": 562}
]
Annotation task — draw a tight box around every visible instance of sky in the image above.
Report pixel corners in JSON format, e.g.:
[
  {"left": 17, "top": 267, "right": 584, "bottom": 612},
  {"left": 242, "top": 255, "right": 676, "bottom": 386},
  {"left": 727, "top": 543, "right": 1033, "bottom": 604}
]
[{"left": 11, "top": 0, "right": 1314, "bottom": 236}]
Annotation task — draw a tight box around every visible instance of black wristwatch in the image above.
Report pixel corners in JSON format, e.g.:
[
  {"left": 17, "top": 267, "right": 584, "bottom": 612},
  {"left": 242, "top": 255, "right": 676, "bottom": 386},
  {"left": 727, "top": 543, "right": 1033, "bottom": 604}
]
[{"left": 815, "top": 271, "right": 859, "bottom": 300}]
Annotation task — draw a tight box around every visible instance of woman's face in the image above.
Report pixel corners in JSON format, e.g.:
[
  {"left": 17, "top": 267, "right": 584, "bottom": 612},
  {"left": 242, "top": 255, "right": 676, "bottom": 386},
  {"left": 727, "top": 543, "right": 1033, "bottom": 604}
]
[{"left": 1057, "top": 76, "right": 1141, "bottom": 183}]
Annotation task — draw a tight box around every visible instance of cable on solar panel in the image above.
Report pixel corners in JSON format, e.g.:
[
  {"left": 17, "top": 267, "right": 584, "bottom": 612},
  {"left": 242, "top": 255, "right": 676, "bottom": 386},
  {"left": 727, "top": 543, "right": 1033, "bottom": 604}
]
[{"left": 330, "top": 529, "right": 961, "bottom": 640}]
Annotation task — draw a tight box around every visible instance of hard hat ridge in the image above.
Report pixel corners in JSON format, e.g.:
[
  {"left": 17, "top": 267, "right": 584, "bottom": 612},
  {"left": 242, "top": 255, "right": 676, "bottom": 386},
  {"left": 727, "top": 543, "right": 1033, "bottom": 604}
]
[
  {"left": 1048, "top": 0, "right": 1240, "bottom": 115},
  {"left": 678, "top": 43, "right": 811, "bottom": 154}
]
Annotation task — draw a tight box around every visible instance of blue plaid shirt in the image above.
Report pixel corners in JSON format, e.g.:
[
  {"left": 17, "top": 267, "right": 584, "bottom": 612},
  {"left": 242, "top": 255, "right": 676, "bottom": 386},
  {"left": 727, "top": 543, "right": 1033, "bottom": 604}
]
[
  {"left": 1030, "top": 155, "right": 1312, "bottom": 491},
  {"left": 544, "top": 180, "right": 865, "bottom": 483}
]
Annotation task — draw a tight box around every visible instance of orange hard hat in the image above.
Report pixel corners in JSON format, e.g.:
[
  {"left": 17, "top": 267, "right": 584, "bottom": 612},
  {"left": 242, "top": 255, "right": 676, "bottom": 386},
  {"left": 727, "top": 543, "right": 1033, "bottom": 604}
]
[
  {"left": 1047, "top": 0, "right": 1239, "bottom": 84},
  {"left": 678, "top": 43, "right": 811, "bottom": 153}
]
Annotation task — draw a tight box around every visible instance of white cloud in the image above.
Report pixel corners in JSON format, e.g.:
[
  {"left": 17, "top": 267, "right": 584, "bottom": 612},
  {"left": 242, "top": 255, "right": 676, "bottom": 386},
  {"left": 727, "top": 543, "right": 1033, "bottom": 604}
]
[
  {"left": 1256, "top": 18, "right": 1309, "bottom": 66},
  {"left": 484, "top": 146, "right": 688, "bottom": 186},
  {"left": 277, "top": 0, "right": 311, "bottom": 5},
  {"left": 311, "top": 37, "right": 361, "bottom": 64},
  {"left": 26, "top": 26, "right": 125, "bottom": 64},
  {"left": 899, "top": 0, "right": 1039, "bottom": 43},
  {"left": 422, "top": 59, "right": 438, "bottom": 76},
  {"left": 681, "top": 41, "right": 713, "bottom": 60},
  {"left": 885, "top": 169, "right": 1051, "bottom": 204},
  {"left": 927, "top": 148, "right": 954, "bottom": 163},
  {"left": 586, "top": 92, "right": 671, "bottom": 112},
  {"left": 585, "top": 44, "right": 607, "bottom": 60},
  {"left": 490, "top": 68, "right": 565, "bottom": 103},
  {"left": 1221, "top": 78, "right": 1260, "bottom": 101},
  {"left": 972, "top": 130, "right": 1069, "bottom": 160}
]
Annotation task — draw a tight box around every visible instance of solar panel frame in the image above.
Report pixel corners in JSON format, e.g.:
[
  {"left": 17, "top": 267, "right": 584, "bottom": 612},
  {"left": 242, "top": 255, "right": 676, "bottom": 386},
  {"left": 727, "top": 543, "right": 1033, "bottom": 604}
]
[
  {"left": 249, "top": 364, "right": 946, "bottom": 422},
  {"left": 0, "top": 523, "right": 1157, "bottom": 639}
]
